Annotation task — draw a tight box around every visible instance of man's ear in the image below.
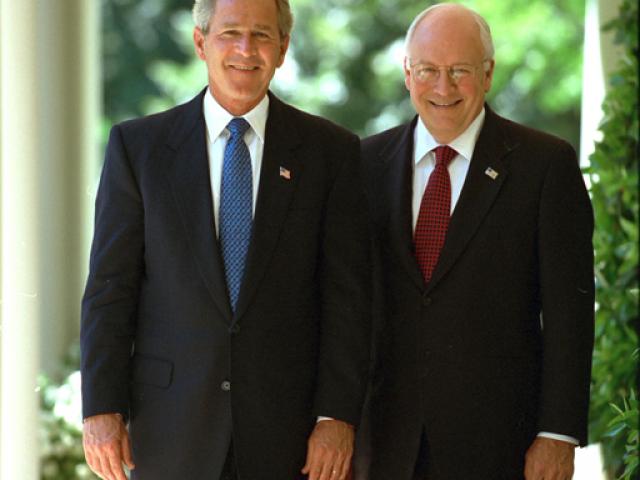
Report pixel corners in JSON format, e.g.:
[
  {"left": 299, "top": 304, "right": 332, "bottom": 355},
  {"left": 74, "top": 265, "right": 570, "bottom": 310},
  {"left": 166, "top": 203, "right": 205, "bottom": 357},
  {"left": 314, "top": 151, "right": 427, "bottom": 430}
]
[
  {"left": 483, "top": 59, "right": 495, "bottom": 93},
  {"left": 277, "top": 35, "right": 291, "bottom": 68},
  {"left": 193, "top": 27, "right": 206, "bottom": 60},
  {"left": 404, "top": 57, "right": 412, "bottom": 91}
]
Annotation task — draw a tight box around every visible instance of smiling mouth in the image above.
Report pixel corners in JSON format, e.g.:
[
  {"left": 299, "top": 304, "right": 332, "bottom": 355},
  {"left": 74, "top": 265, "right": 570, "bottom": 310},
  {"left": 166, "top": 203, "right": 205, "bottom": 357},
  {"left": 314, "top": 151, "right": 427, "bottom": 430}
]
[
  {"left": 429, "top": 100, "right": 462, "bottom": 107},
  {"left": 230, "top": 65, "right": 259, "bottom": 71}
]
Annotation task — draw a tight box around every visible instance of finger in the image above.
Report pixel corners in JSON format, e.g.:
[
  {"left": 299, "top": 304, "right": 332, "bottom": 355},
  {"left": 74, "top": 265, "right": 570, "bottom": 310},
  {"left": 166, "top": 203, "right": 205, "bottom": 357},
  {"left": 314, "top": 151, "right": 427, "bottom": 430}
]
[
  {"left": 107, "top": 451, "right": 128, "bottom": 480},
  {"left": 83, "top": 439, "right": 99, "bottom": 474},
  {"left": 307, "top": 458, "right": 321, "bottom": 480},
  {"left": 121, "top": 431, "right": 135, "bottom": 470},
  {"left": 329, "top": 452, "right": 344, "bottom": 480},
  {"left": 100, "top": 443, "right": 124, "bottom": 480},
  {"left": 301, "top": 447, "right": 313, "bottom": 475},
  {"left": 83, "top": 448, "right": 95, "bottom": 471},
  {"left": 318, "top": 455, "right": 336, "bottom": 480},
  {"left": 94, "top": 453, "right": 110, "bottom": 480},
  {"left": 305, "top": 442, "right": 326, "bottom": 480},
  {"left": 337, "top": 452, "right": 352, "bottom": 480}
]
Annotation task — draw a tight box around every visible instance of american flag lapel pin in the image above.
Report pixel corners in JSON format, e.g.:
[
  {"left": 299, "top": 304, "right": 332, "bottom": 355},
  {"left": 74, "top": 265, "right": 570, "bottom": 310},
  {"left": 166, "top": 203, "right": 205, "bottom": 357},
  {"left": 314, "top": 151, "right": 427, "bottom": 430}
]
[
  {"left": 279, "top": 166, "right": 291, "bottom": 180},
  {"left": 484, "top": 167, "right": 499, "bottom": 180}
]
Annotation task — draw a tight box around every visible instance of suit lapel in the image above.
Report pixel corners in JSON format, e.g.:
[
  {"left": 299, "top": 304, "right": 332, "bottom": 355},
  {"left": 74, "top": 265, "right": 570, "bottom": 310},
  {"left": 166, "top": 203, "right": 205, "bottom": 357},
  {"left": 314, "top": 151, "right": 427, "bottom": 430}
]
[
  {"left": 378, "top": 118, "right": 425, "bottom": 291},
  {"left": 163, "top": 89, "right": 234, "bottom": 323},
  {"left": 232, "top": 93, "right": 302, "bottom": 323},
  {"left": 426, "top": 107, "right": 515, "bottom": 293}
]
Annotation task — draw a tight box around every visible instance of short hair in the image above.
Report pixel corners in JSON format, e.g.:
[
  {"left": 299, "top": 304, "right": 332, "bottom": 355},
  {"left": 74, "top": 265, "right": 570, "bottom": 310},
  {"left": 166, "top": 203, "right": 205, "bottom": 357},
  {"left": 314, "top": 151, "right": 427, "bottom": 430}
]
[
  {"left": 404, "top": 3, "right": 495, "bottom": 61},
  {"left": 192, "top": 0, "right": 294, "bottom": 38}
]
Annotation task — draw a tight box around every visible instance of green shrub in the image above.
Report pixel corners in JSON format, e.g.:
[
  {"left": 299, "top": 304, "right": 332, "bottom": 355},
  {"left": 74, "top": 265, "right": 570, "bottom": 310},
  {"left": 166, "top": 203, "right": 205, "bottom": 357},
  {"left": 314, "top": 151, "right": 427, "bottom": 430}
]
[
  {"left": 587, "top": 0, "right": 639, "bottom": 477},
  {"left": 606, "top": 359, "right": 639, "bottom": 480}
]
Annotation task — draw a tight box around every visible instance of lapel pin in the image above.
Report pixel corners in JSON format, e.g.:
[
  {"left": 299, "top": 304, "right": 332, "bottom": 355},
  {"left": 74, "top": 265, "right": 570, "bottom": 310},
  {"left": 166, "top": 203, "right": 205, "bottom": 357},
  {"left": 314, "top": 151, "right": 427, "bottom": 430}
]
[
  {"left": 484, "top": 167, "right": 499, "bottom": 180},
  {"left": 279, "top": 166, "right": 291, "bottom": 180}
]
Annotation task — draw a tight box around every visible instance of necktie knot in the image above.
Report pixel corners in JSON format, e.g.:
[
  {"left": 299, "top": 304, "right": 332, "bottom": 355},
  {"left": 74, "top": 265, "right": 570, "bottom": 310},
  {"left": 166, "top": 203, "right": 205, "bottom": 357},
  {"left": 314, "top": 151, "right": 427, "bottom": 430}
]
[
  {"left": 227, "top": 117, "right": 250, "bottom": 138},
  {"left": 433, "top": 145, "right": 457, "bottom": 167}
]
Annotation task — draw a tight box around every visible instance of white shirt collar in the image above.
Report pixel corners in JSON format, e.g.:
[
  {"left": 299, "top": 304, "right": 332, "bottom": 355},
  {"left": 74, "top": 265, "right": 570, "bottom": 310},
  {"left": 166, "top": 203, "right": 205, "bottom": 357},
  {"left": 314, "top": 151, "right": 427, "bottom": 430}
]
[
  {"left": 414, "top": 107, "right": 486, "bottom": 164},
  {"left": 203, "top": 87, "right": 269, "bottom": 143}
]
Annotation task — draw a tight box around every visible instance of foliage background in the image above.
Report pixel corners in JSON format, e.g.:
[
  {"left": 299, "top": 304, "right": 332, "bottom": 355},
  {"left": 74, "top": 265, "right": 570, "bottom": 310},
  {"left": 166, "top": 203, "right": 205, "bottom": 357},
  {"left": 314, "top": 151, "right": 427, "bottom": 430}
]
[
  {"left": 586, "top": 0, "right": 639, "bottom": 477},
  {"left": 39, "top": 0, "right": 638, "bottom": 479},
  {"left": 103, "top": 0, "right": 585, "bottom": 149}
]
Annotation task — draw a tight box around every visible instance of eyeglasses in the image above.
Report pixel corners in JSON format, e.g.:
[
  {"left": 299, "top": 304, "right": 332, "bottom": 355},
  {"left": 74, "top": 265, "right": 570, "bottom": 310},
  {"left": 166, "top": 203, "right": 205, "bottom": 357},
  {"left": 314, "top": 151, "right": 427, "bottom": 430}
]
[{"left": 406, "top": 59, "right": 489, "bottom": 85}]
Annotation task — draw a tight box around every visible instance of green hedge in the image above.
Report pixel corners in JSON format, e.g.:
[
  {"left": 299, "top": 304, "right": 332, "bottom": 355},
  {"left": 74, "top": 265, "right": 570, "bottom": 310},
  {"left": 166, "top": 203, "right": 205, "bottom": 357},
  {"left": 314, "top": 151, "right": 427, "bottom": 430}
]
[{"left": 586, "top": 0, "right": 639, "bottom": 478}]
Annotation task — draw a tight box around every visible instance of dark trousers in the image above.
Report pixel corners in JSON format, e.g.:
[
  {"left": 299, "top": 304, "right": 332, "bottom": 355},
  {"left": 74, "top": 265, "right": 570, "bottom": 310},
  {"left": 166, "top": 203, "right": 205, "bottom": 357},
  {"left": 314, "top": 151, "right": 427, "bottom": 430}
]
[
  {"left": 411, "top": 429, "right": 429, "bottom": 480},
  {"left": 220, "top": 442, "right": 238, "bottom": 480}
]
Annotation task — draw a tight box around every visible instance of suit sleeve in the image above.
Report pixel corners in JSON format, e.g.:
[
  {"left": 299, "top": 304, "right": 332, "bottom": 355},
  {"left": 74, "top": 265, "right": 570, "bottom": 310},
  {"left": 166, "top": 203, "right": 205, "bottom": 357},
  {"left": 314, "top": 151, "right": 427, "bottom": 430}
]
[
  {"left": 313, "top": 134, "right": 372, "bottom": 426},
  {"left": 80, "top": 125, "right": 144, "bottom": 420},
  {"left": 536, "top": 141, "right": 594, "bottom": 446}
]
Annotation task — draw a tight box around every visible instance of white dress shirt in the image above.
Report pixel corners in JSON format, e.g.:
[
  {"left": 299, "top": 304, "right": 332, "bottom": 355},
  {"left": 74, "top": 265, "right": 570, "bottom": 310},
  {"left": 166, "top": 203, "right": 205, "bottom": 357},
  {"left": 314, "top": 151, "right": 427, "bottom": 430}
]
[
  {"left": 411, "top": 109, "right": 484, "bottom": 230},
  {"left": 203, "top": 88, "right": 269, "bottom": 237},
  {"left": 410, "top": 109, "right": 579, "bottom": 446}
]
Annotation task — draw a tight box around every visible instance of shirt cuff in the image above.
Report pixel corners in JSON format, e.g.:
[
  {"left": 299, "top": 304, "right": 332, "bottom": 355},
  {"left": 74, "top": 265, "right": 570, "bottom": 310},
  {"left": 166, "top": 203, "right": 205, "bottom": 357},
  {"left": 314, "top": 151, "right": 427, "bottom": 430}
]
[
  {"left": 537, "top": 431, "right": 579, "bottom": 445},
  {"left": 316, "top": 416, "right": 334, "bottom": 423}
]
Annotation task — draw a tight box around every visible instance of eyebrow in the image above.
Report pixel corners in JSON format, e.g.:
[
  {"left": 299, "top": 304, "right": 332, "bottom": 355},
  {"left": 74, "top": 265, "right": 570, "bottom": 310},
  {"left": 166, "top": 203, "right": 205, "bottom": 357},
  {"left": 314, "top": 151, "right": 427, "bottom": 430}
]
[
  {"left": 413, "top": 61, "right": 476, "bottom": 67},
  {"left": 220, "top": 22, "right": 276, "bottom": 32}
]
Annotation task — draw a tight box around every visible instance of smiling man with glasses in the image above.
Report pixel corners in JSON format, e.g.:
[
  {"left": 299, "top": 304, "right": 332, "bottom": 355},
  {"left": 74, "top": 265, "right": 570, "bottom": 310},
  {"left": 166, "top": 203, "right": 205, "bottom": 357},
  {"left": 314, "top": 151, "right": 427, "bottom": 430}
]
[{"left": 358, "top": 3, "right": 594, "bottom": 480}]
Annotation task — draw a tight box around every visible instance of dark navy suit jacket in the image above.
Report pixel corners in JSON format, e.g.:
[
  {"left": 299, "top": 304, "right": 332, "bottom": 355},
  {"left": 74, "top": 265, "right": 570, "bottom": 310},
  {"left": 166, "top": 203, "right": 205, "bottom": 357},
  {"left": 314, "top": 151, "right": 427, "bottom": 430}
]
[
  {"left": 360, "top": 106, "right": 594, "bottom": 480},
  {"left": 81, "top": 89, "right": 371, "bottom": 479}
]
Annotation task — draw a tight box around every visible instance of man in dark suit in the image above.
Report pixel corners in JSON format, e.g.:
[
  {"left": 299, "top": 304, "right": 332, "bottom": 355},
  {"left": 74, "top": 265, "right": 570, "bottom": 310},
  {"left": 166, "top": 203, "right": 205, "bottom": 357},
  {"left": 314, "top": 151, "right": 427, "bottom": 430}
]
[
  {"left": 80, "top": 0, "right": 370, "bottom": 479},
  {"left": 360, "top": 4, "right": 594, "bottom": 480}
]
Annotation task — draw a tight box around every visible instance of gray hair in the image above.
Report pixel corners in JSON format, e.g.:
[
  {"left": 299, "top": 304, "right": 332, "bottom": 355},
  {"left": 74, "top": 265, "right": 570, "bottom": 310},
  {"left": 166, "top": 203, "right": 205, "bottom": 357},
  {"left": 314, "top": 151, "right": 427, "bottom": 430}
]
[
  {"left": 404, "top": 3, "right": 495, "bottom": 61},
  {"left": 192, "top": 0, "right": 294, "bottom": 38}
]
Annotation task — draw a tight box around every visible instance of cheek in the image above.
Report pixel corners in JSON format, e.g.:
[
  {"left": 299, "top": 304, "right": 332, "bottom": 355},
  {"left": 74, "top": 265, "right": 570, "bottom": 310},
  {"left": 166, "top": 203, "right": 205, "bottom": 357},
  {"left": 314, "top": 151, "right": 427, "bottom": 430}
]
[
  {"left": 411, "top": 84, "right": 431, "bottom": 102},
  {"left": 460, "top": 83, "right": 481, "bottom": 101}
]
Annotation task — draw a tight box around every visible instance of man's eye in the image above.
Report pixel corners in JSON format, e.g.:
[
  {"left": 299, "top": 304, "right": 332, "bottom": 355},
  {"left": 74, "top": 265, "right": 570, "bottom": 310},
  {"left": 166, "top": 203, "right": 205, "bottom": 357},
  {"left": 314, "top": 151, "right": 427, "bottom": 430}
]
[
  {"left": 452, "top": 67, "right": 472, "bottom": 76},
  {"left": 418, "top": 67, "right": 438, "bottom": 77}
]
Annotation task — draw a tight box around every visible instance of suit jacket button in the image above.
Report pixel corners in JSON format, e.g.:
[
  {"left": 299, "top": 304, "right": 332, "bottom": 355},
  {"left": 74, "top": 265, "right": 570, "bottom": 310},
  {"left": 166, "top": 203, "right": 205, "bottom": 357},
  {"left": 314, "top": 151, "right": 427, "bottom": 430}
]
[
  {"left": 422, "top": 294, "right": 432, "bottom": 306},
  {"left": 221, "top": 380, "right": 231, "bottom": 392}
]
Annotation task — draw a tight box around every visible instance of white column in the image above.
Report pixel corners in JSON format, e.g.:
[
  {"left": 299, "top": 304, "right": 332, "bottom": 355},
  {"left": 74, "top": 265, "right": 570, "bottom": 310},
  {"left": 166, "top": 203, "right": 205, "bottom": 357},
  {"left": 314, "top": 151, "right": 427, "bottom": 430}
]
[
  {"left": 580, "top": 0, "right": 623, "bottom": 167},
  {"left": 0, "top": 1, "right": 100, "bottom": 478},
  {"left": 36, "top": 0, "right": 101, "bottom": 376},
  {"left": 0, "top": 0, "right": 42, "bottom": 478}
]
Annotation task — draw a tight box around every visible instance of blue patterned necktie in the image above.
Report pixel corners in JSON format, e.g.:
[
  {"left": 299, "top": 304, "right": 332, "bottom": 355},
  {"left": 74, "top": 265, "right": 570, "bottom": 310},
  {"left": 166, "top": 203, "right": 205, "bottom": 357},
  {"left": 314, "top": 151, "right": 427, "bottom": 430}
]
[{"left": 220, "top": 117, "right": 253, "bottom": 312}]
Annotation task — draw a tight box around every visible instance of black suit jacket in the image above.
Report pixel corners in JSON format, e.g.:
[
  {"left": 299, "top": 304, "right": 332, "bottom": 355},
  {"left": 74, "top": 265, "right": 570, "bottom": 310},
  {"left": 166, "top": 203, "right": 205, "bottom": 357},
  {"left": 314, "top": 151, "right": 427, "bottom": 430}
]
[
  {"left": 81, "top": 89, "right": 371, "bottom": 479},
  {"left": 361, "top": 106, "right": 594, "bottom": 480}
]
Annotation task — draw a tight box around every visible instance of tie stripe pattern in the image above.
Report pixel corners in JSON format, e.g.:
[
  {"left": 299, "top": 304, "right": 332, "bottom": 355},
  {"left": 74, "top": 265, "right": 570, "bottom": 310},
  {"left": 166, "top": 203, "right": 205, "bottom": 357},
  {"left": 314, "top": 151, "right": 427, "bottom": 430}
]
[
  {"left": 414, "top": 145, "right": 457, "bottom": 284},
  {"left": 219, "top": 118, "right": 252, "bottom": 312}
]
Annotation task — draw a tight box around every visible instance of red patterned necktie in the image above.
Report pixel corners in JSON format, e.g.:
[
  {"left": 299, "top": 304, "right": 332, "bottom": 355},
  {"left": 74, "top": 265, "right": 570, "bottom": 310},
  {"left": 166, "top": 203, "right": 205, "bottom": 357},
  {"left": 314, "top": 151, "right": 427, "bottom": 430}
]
[{"left": 414, "top": 145, "right": 457, "bottom": 284}]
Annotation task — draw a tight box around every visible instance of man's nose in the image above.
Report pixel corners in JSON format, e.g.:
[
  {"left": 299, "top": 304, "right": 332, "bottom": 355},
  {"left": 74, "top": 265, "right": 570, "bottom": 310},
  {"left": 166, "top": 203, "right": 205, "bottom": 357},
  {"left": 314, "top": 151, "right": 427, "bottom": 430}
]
[
  {"left": 432, "top": 69, "right": 456, "bottom": 95},
  {"left": 236, "top": 34, "right": 256, "bottom": 56}
]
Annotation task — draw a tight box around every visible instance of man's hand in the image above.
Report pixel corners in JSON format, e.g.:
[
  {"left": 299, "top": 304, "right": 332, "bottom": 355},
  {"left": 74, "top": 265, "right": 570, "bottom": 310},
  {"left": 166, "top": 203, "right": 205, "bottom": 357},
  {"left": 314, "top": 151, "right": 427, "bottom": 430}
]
[
  {"left": 82, "top": 413, "right": 135, "bottom": 480},
  {"left": 524, "top": 437, "right": 575, "bottom": 480},
  {"left": 302, "top": 419, "right": 354, "bottom": 480}
]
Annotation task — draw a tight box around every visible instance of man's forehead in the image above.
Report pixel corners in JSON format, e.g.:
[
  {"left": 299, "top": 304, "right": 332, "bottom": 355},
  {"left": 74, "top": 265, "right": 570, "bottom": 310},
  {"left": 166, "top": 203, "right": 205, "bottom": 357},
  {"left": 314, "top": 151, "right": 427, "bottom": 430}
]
[
  {"left": 409, "top": 18, "right": 483, "bottom": 59},
  {"left": 414, "top": 9, "right": 480, "bottom": 41}
]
